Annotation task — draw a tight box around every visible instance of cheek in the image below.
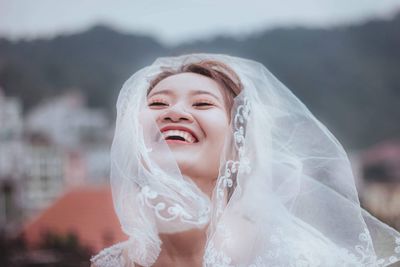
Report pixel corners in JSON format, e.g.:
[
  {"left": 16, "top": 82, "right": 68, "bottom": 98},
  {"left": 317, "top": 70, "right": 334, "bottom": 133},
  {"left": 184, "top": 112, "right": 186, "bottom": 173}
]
[
  {"left": 138, "top": 109, "right": 162, "bottom": 141},
  {"left": 200, "top": 111, "right": 230, "bottom": 145},
  {"left": 139, "top": 109, "right": 158, "bottom": 126}
]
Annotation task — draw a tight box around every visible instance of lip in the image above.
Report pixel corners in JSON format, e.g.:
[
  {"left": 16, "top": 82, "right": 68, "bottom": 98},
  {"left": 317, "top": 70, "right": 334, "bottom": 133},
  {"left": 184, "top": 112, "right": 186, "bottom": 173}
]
[
  {"left": 160, "top": 125, "right": 199, "bottom": 143},
  {"left": 165, "top": 139, "right": 193, "bottom": 145}
]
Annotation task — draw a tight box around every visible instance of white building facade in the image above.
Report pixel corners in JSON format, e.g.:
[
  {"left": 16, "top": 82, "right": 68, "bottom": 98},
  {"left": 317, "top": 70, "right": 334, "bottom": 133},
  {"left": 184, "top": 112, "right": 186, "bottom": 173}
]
[{"left": 0, "top": 88, "right": 25, "bottom": 232}]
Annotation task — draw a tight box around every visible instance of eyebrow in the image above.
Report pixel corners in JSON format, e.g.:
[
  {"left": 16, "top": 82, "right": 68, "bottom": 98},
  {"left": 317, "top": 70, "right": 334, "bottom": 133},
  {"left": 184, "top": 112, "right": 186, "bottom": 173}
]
[
  {"left": 148, "top": 89, "right": 222, "bottom": 101},
  {"left": 147, "top": 89, "right": 172, "bottom": 98}
]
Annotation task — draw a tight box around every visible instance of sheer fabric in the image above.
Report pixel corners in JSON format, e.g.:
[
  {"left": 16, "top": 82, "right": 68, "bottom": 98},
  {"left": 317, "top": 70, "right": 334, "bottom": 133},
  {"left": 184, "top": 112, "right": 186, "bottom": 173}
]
[{"left": 92, "top": 54, "right": 400, "bottom": 267}]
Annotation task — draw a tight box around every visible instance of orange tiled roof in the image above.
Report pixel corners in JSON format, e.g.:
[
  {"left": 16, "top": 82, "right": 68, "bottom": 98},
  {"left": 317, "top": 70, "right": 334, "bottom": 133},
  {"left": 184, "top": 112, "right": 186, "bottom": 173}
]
[{"left": 22, "top": 186, "right": 127, "bottom": 253}]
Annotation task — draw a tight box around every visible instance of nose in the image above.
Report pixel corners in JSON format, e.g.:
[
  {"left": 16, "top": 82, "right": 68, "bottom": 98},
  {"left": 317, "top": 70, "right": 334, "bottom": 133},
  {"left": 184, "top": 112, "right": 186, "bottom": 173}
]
[{"left": 158, "top": 105, "right": 193, "bottom": 123}]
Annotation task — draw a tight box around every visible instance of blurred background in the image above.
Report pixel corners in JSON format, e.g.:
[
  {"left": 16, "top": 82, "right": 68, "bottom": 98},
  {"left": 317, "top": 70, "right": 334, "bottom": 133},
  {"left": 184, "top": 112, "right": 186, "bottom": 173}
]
[{"left": 0, "top": 0, "right": 400, "bottom": 266}]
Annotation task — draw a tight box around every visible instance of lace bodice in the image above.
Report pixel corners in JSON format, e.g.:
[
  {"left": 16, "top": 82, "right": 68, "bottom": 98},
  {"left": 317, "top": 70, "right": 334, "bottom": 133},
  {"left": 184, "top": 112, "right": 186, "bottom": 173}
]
[{"left": 90, "top": 241, "right": 136, "bottom": 267}]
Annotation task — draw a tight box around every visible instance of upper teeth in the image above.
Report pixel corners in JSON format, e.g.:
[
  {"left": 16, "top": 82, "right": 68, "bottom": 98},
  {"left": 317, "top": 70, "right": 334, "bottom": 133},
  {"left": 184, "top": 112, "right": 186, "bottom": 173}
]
[{"left": 162, "top": 130, "right": 196, "bottom": 143}]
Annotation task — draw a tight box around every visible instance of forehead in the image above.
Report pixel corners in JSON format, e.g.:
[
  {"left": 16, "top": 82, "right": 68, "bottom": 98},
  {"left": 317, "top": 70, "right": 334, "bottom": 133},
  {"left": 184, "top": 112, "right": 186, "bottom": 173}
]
[{"left": 149, "top": 72, "right": 225, "bottom": 99}]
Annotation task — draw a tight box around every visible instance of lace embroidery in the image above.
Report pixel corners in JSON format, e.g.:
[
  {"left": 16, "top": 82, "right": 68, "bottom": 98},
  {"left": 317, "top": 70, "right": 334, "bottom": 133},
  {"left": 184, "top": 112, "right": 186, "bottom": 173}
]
[
  {"left": 350, "top": 228, "right": 400, "bottom": 266},
  {"left": 204, "top": 98, "right": 250, "bottom": 267},
  {"left": 215, "top": 98, "right": 251, "bottom": 217},
  {"left": 261, "top": 226, "right": 327, "bottom": 266},
  {"left": 205, "top": 226, "right": 400, "bottom": 266},
  {"left": 204, "top": 221, "right": 233, "bottom": 264},
  {"left": 204, "top": 240, "right": 233, "bottom": 267},
  {"left": 233, "top": 97, "right": 250, "bottom": 155},
  {"left": 392, "top": 238, "right": 400, "bottom": 263},
  {"left": 325, "top": 227, "right": 400, "bottom": 266},
  {"left": 139, "top": 185, "right": 209, "bottom": 224},
  {"left": 353, "top": 229, "right": 380, "bottom": 265},
  {"left": 90, "top": 241, "right": 129, "bottom": 267},
  {"left": 261, "top": 227, "right": 377, "bottom": 266}
]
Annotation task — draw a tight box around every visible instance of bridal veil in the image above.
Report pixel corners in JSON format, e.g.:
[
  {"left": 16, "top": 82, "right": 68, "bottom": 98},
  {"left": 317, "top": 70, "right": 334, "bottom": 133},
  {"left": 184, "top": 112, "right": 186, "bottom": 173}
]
[{"left": 109, "top": 54, "right": 400, "bottom": 266}]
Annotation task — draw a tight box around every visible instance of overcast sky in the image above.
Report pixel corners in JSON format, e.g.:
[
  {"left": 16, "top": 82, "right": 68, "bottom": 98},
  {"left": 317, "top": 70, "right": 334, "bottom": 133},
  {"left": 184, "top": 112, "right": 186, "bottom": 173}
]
[{"left": 1, "top": 0, "right": 399, "bottom": 45}]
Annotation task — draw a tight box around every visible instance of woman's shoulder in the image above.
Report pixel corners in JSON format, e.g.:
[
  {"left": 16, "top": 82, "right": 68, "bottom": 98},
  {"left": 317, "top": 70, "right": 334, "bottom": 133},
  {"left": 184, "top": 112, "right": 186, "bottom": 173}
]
[{"left": 90, "top": 240, "right": 136, "bottom": 267}]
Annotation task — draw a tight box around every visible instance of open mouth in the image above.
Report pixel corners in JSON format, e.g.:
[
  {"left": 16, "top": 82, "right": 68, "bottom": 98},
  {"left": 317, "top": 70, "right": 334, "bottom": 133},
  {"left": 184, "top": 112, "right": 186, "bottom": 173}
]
[{"left": 161, "top": 129, "right": 198, "bottom": 144}]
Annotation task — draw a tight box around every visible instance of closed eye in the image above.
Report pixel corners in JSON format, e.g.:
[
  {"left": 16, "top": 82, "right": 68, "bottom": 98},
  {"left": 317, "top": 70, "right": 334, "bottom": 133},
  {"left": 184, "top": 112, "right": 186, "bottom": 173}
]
[
  {"left": 193, "top": 102, "right": 213, "bottom": 107},
  {"left": 148, "top": 101, "right": 168, "bottom": 107}
]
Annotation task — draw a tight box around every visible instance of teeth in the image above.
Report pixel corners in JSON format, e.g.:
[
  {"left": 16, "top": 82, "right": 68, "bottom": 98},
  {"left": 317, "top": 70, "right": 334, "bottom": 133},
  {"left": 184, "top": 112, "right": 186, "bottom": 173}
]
[{"left": 162, "top": 130, "right": 196, "bottom": 143}]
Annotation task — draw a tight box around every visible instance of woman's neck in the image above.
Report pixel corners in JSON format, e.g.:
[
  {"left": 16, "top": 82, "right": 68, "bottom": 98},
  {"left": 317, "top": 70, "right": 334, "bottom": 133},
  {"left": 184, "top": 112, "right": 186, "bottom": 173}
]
[
  {"left": 156, "top": 228, "right": 207, "bottom": 267},
  {"left": 187, "top": 174, "right": 217, "bottom": 199}
]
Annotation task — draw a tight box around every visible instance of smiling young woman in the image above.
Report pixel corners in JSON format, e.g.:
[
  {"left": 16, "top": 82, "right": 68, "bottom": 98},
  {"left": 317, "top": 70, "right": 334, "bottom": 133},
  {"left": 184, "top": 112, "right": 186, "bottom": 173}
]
[
  {"left": 90, "top": 54, "right": 400, "bottom": 267},
  {"left": 142, "top": 62, "right": 242, "bottom": 200}
]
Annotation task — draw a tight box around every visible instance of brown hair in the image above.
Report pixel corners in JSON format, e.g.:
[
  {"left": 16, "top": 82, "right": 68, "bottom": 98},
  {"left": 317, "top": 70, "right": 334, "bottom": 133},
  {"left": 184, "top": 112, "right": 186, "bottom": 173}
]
[{"left": 148, "top": 60, "right": 243, "bottom": 110}]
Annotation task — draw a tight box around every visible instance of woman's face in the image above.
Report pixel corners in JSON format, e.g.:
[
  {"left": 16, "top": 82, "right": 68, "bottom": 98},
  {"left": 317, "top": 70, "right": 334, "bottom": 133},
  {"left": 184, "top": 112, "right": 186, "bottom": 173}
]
[{"left": 141, "top": 72, "right": 231, "bottom": 182}]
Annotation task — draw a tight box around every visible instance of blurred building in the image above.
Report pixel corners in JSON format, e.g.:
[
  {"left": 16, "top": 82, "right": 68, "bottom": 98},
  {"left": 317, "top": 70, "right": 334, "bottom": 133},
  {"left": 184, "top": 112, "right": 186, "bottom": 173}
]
[
  {"left": 0, "top": 89, "right": 113, "bottom": 237},
  {"left": 26, "top": 91, "right": 110, "bottom": 149},
  {"left": 22, "top": 91, "right": 112, "bottom": 216},
  {"left": 23, "top": 133, "right": 65, "bottom": 217},
  {"left": 359, "top": 140, "right": 400, "bottom": 230},
  {"left": 0, "top": 88, "right": 25, "bottom": 232},
  {"left": 25, "top": 91, "right": 111, "bottom": 184}
]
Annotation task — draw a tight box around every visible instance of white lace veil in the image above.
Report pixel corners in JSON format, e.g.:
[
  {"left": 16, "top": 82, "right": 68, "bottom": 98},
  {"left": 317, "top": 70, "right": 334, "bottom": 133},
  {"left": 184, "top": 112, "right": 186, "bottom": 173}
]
[{"left": 110, "top": 53, "right": 400, "bottom": 266}]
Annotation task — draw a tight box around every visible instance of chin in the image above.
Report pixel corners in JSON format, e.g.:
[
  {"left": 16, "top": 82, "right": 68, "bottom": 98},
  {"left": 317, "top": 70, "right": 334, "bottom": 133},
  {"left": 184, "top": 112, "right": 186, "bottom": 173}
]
[
  {"left": 173, "top": 152, "right": 219, "bottom": 179},
  {"left": 176, "top": 160, "right": 195, "bottom": 176}
]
